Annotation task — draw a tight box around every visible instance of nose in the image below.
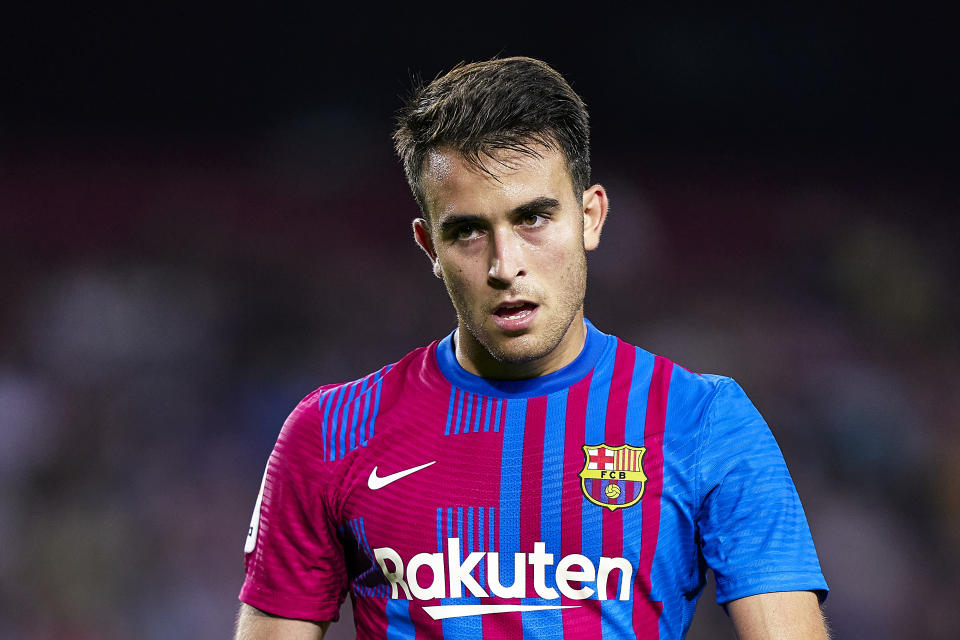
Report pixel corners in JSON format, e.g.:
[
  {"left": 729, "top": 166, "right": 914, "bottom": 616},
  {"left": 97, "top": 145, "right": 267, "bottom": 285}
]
[{"left": 487, "top": 227, "right": 526, "bottom": 287}]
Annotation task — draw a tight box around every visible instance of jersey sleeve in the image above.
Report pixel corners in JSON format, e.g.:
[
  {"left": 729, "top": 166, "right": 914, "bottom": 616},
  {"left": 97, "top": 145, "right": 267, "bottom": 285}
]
[
  {"left": 695, "top": 378, "right": 828, "bottom": 604},
  {"left": 239, "top": 388, "right": 347, "bottom": 622}
]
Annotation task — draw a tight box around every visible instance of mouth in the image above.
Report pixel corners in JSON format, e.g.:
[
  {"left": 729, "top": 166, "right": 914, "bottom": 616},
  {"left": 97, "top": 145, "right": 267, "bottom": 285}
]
[{"left": 491, "top": 300, "right": 539, "bottom": 331}]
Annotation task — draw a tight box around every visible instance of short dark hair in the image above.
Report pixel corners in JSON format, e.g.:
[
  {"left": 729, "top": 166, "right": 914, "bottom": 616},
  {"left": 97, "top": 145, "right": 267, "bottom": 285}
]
[{"left": 393, "top": 56, "right": 590, "bottom": 217}]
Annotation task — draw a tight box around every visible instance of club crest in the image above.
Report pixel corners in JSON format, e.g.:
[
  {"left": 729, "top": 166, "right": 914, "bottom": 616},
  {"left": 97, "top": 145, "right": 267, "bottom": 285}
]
[{"left": 579, "top": 444, "right": 647, "bottom": 511}]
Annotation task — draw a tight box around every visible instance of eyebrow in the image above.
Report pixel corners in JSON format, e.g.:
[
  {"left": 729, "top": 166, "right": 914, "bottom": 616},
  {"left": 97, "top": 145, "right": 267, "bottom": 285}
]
[
  {"left": 437, "top": 214, "right": 485, "bottom": 236},
  {"left": 514, "top": 196, "right": 561, "bottom": 216},
  {"left": 437, "top": 196, "right": 562, "bottom": 235}
]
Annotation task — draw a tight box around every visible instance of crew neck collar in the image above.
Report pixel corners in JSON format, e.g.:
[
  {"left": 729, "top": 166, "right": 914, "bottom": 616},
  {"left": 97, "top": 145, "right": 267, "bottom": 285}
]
[{"left": 434, "top": 319, "right": 610, "bottom": 398}]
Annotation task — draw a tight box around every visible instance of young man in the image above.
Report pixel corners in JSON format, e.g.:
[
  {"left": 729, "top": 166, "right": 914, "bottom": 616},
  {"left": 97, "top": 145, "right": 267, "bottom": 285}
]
[{"left": 236, "top": 57, "right": 829, "bottom": 639}]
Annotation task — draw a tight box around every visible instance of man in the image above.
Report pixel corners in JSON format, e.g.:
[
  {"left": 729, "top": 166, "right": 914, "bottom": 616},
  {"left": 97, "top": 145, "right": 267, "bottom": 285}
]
[{"left": 236, "top": 57, "right": 829, "bottom": 639}]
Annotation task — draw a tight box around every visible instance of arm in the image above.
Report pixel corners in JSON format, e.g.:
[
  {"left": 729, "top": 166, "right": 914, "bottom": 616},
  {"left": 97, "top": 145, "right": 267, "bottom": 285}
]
[
  {"left": 234, "top": 603, "right": 331, "bottom": 640},
  {"left": 696, "top": 379, "right": 829, "bottom": 627},
  {"left": 237, "top": 389, "right": 349, "bottom": 637},
  {"left": 728, "top": 591, "right": 829, "bottom": 640}
]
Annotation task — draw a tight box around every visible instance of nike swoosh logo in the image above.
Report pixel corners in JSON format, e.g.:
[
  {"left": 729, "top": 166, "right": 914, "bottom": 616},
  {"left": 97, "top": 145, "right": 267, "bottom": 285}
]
[{"left": 367, "top": 461, "right": 436, "bottom": 490}]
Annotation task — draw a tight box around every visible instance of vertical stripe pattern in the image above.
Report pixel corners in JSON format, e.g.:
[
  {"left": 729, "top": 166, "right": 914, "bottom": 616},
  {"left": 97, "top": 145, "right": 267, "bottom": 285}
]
[
  {"left": 560, "top": 373, "right": 599, "bottom": 637},
  {"left": 582, "top": 353, "right": 614, "bottom": 575},
  {"left": 435, "top": 507, "right": 497, "bottom": 589},
  {"left": 347, "top": 517, "right": 388, "bottom": 598},
  {"left": 384, "top": 600, "right": 415, "bottom": 640},
  {"left": 445, "top": 390, "right": 507, "bottom": 436},
  {"left": 632, "top": 355, "right": 673, "bottom": 637},
  {"left": 321, "top": 332, "right": 744, "bottom": 640},
  {"left": 318, "top": 365, "right": 392, "bottom": 461},
  {"left": 484, "top": 398, "right": 525, "bottom": 640},
  {"left": 599, "top": 341, "right": 637, "bottom": 637}
]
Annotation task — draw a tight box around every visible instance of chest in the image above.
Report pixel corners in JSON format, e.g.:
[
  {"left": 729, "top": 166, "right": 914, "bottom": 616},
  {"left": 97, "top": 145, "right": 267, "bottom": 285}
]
[{"left": 329, "top": 390, "right": 698, "bottom": 602}]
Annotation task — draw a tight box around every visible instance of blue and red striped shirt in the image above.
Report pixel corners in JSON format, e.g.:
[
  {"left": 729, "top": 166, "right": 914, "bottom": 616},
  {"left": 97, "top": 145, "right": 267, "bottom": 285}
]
[{"left": 240, "top": 320, "right": 827, "bottom": 638}]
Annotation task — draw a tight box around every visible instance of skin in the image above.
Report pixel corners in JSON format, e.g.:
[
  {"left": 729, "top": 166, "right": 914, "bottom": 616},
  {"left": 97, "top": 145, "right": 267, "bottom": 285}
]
[
  {"left": 413, "top": 144, "right": 607, "bottom": 379},
  {"left": 234, "top": 603, "right": 328, "bottom": 639},
  {"left": 235, "top": 143, "right": 830, "bottom": 639},
  {"left": 728, "top": 591, "right": 830, "bottom": 639}
]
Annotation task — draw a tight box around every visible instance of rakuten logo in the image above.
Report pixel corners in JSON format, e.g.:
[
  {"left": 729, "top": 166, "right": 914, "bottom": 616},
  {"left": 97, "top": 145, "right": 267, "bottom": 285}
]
[{"left": 373, "top": 538, "right": 633, "bottom": 602}]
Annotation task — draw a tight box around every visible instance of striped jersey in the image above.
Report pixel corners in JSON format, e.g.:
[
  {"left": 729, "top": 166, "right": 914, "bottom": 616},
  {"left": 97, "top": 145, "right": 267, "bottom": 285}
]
[{"left": 240, "top": 320, "right": 827, "bottom": 638}]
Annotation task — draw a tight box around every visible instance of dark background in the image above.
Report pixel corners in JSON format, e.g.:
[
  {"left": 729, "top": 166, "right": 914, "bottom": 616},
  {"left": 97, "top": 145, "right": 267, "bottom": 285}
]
[{"left": 1, "top": 5, "right": 957, "bottom": 639}]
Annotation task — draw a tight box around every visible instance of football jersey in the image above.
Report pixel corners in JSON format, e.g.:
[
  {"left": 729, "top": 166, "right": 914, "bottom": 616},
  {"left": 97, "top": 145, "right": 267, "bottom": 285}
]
[{"left": 240, "top": 320, "right": 827, "bottom": 639}]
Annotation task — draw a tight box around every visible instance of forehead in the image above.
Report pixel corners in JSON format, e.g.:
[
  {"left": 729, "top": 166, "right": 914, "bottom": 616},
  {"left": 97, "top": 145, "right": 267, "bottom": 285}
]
[{"left": 421, "top": 145, "right": 572, "bottom": 221}]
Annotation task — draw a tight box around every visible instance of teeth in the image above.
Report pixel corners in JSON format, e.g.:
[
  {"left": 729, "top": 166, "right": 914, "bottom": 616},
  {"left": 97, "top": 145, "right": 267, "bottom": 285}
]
[{"left": 503, "top": 308, "right": 530, "bottom": 320}]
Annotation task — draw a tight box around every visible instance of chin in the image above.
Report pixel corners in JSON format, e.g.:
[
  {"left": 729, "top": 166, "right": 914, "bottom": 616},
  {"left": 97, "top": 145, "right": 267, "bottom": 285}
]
[{"left": 483, "top": 333, "right": 555, "bottom": 365}]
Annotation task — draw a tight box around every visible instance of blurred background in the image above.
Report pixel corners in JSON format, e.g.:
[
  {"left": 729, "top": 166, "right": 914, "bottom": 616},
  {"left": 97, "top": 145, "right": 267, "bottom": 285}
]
[{"left": 1, "top": 5, "right": 957, "bottom": 639}]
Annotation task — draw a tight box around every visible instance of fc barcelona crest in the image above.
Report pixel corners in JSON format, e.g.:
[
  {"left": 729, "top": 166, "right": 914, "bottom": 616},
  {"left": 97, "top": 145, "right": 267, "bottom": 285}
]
[{"left": 579, "top": 444, "right": 647, "bottom": 511}]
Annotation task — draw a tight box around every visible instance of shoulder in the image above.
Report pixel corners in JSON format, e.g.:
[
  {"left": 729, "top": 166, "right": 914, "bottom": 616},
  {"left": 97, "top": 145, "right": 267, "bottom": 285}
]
[
  {"left": 664, "top": 368, "right": 764, "bottom": 439},
  {"left": 606, "top": 330, "right": 733, "bottom": 408},
  {"left": 294, "top": 342, "right": 436, "bottom": 411},
  {"left": 604, "top": 330, "right": 758, "bottom": 442},
  {"left": 277, "top": 341, "right": 441, "bottom": 456}
]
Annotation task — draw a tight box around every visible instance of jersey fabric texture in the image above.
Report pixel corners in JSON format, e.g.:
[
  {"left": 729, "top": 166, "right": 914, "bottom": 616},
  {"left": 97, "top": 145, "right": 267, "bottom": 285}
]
[{"left": 240, "top": 320, "right": 827, "bottom": 639}]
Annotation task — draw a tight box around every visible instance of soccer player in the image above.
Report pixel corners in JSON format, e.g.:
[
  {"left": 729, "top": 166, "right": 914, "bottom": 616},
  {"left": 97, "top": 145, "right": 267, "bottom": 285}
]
[{"left": 235, "top": 57, "right": 829, "bottom": 639}]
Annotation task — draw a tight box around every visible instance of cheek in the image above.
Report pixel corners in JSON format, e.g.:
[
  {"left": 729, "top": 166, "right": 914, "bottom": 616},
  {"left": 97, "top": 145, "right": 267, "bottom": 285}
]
[
  {"left": 439, "top": 245, "right": 490, "bottom": 283},
  {"left": 538, "top": 239, "right": 587, "bottom": 297},
  {"left": 440, "top": 258, "right": 476, "bottom": 286},
  {"left": 534, "top": 232, "right": 582, "bottom": 270},
  {"left": 440, "top": 261, "right": 481, "bottom": 307}
]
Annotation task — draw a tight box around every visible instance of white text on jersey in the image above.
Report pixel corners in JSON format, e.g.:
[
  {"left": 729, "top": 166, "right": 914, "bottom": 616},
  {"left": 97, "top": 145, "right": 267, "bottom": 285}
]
[{"left": 374, "top": 538, "right": 633, "bottom": 602}]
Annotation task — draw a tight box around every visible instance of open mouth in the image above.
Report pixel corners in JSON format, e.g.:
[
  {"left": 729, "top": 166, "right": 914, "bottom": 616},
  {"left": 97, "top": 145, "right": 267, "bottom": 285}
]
[
  {"left": 494, "top": 301, "right": 538, "bottom": 320},
  {"left": 492, "top": 301, "right": 539, "bottom": 331}
]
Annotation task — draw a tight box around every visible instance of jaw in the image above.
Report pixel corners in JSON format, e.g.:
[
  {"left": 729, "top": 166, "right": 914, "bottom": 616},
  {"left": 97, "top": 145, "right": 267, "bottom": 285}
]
[{"left": 455, "top": 305, "right": 586, "bottom": 380}]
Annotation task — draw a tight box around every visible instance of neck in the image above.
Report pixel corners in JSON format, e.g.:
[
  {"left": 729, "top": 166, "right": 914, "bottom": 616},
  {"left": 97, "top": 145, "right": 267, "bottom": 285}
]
[{"left": 454, "top": 311, "right": 587, "bottom": 380}]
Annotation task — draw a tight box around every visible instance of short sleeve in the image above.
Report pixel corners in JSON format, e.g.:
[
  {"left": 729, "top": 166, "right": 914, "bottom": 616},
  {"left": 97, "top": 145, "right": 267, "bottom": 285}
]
[
  {"left": 239, "top": 389, "right": 347, "bottom": 621},
  {"left": 696, "top": 378, "right": 828, "bottom": 604}
]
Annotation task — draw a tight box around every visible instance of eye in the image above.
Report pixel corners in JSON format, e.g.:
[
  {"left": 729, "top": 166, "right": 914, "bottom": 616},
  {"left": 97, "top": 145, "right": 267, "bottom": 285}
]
[
  {"left": 520, "top": 213, "right": 546, "bottom": 227},
  {"left": 454, "top": 224, "right": 483, "bottom": 241}
]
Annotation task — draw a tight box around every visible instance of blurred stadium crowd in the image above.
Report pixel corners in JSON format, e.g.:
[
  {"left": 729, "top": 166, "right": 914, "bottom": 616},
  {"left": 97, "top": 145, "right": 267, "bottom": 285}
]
[
  {"left": 2, "top": 6, "right": 958, "bottom": 638},
  {"left": 1, "top": 132, "right": 956, "bottom": 638}
]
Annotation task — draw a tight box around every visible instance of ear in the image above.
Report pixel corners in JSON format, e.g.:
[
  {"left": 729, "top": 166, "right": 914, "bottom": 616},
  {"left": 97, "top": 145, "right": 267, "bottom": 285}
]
[
  {"left": 582, "top": 184, "right": 608, "bottom": 251},
  {"left": 412, "top": 217, "right": 441, "bottom": 273}
]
